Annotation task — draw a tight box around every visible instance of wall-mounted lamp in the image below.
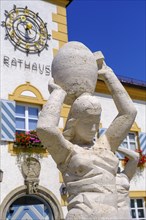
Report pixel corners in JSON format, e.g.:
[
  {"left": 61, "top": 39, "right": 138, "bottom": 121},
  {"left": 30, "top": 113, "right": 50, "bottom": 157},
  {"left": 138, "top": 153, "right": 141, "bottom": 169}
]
[{"left": 0, "top": 169, "right": 4, "bottom": 182}]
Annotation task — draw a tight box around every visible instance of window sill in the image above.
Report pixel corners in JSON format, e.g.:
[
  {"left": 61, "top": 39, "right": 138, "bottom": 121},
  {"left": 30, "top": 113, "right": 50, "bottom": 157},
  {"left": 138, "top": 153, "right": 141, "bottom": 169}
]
[{"left": 8, "top": 143, "right": 49, "bottom": 157}]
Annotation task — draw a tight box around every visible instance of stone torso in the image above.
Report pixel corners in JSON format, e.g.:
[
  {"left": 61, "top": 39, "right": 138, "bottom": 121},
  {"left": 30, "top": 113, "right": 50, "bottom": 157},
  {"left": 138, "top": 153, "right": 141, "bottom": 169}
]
[
  {"left": 116, "top": 173, "right": 132, "bottom": 219},
  {"left": 58, "top": 144, "right": 119, "bottom": 220}
]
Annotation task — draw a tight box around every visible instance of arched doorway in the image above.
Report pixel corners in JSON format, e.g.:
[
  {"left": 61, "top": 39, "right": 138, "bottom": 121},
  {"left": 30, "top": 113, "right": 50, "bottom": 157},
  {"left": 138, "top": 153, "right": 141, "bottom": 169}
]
[
  {"left": 0, "top": 186, "right": 64, "bottom": 220},
  {"left": 6, "top": 194, "right": 54, "bottom": 220}
]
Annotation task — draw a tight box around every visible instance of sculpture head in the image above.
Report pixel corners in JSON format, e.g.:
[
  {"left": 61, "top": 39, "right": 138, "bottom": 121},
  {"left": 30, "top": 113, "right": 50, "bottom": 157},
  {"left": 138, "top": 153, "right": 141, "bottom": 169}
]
[{"left": 63, "top": 93, "right": 102, "bottom": 143}]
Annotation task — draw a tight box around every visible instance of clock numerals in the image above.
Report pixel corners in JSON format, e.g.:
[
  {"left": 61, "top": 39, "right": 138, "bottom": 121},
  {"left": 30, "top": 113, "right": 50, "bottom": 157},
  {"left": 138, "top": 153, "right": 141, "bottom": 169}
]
[{"left": 2, "top": 5, "right": 51, "bottom": 55}]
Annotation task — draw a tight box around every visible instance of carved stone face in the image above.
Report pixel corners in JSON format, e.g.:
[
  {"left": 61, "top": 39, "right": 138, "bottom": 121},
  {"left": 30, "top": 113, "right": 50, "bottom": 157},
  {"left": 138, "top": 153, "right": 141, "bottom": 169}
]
[
  {"left": 21, "top": 157, "right": 41, "bottom": 179},
  {"left": 75, "top": 115, "right": 100, "bottom": 143}
]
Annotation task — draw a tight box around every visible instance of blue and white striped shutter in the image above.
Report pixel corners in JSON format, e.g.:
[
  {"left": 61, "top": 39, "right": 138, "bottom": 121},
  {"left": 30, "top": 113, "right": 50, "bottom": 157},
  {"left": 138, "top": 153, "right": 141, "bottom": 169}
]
[
  {"left": 95, "top": 128, "right": 106, "bottom": 142},
  {"left": 0, "top": 100, "right": 16, "bottom": 141},
  {"left": 139, "top": 132, "right": 146, "bottom": 155},
  {"left": 99, "top": 128, "right": 106, "bottom": 137}
]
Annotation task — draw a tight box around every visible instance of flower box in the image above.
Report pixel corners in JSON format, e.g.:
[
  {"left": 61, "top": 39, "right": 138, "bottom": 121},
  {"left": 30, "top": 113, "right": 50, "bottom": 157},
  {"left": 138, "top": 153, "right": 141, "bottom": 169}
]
[{"left": 14, "top": 130, "right": 43, "bottom": 149}]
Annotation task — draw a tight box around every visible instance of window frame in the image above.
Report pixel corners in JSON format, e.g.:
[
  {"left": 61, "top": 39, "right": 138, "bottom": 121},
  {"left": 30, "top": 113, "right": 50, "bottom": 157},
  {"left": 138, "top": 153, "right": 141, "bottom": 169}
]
[
  {"left": 130, "top": 198, "right": 146, "bottom": 219},
  {"left": 15, "top": 102, "right": 41, "bottom": 133},
  {"left": 122, "top": 132, "right": 138, "bottom": 151}
]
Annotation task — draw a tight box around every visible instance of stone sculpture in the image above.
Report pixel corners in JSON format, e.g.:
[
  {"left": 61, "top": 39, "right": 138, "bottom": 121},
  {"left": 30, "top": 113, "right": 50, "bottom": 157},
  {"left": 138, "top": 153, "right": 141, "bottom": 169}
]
[
  {"left": 21, "top": 157, "right": 41, "bottom": 194},
  {"left": 116, "top": 147, "right": 139, "bottom": 220},
  {"left": 51, "top": 42, "right": 98, "bottom": 105},
  {"left": 37, "top": 41, "right": 137, "bottom": 220}
]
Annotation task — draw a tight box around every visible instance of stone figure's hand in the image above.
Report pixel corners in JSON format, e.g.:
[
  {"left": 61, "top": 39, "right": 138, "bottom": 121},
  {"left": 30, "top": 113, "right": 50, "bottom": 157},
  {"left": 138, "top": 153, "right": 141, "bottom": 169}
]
[
  {"left": 97, "top": 63, "right": 113, "bottom": 80},
  {"left": 48, "top": 78, "right": 63, "bottom": 93}
]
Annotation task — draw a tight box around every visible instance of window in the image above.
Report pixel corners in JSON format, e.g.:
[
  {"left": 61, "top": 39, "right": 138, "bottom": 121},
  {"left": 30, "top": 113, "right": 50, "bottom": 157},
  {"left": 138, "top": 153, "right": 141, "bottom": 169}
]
[
  {"left": 121, "top": 132, "right": 138, "bottom": 151},
  {"left": 130, "top": 198, "right": 146, "bottom": 219},
  {"left": 16, "top": 104, "right": 40, "bottom": 133}
]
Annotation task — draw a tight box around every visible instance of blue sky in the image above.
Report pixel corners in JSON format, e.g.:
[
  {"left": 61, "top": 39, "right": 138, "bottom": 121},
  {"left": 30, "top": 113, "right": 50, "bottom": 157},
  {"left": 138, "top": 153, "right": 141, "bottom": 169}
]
[{"left": 67, "top": 0, "right": 146, "bottom": 82}]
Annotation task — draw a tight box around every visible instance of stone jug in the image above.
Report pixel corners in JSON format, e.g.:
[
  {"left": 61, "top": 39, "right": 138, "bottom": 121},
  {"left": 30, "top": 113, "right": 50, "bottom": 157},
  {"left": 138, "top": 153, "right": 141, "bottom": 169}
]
[{"left": 51, "top": 41, "right": 98, "bottom": 105}]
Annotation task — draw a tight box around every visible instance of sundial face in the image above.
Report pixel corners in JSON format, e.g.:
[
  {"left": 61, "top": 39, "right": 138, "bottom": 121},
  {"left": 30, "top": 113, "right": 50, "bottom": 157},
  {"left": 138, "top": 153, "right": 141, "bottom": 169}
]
[{"left": 1, "top": 5, "right": 51, "bottom": 55}]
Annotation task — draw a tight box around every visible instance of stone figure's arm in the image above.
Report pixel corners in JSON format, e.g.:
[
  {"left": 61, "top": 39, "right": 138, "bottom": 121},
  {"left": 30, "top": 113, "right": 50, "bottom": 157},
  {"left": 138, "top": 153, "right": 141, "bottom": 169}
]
[
  {"left": 98, "top": 64, "right": 137, "bottom": 152},
  {"left": 37, "top": 81, "right": 73, "bottom": 165},
  {"left": 117, "top": 147, "right": 139, "bottom": 180}
]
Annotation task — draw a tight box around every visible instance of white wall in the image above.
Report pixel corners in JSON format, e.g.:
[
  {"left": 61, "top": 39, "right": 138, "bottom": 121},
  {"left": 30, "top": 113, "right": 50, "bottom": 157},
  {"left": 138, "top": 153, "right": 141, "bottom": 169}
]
[
  {"left": 96, "top": 93, "right": 146, "bottom": 133},
  {"left": 0, "top": 142, "right": 63, "bottom": 204},
  {"left": 130, "top": 169, "right": 146, "bottom": 191},
  {"left": 0, "top": 142, "right": 24, "bottom": 203},
  {"left": 133, "top": 100, "right": 146, "bottom": 133},
  {"left": 0, "top": 0, "right": 58, "bottom": 100}
]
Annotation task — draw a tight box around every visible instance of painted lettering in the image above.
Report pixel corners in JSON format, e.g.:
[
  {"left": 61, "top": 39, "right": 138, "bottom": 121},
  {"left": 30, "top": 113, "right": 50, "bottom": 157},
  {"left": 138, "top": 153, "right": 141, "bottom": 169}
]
[
  {"left": 25, "top": 61, "right": 31, "bottom": 70},
  {"left": 11, "top": 58, "right": 17, "bottom": 67},
  {"left": 3, "top": 55, "right": 51, "bottom": 77},
  {"left": 39, "top": 64, "right": 44, "bottom": 74},
  {"left": 3, "top": 56, "right": 9, "bottom": 67},
  {"left": 17, "top": 59, "right": 23, "bottom": 69},
  {"left": 45, "top": 65, "right": 51, "bottom": 76},
  {"left": 32, "top": 63, "right": 37, "bottom": 72}
]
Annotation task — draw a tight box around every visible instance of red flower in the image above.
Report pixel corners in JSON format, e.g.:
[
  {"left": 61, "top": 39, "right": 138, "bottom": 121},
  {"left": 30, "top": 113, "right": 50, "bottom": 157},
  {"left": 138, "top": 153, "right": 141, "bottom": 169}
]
[
  {"left": 14, "top": 130, "right": 43, "bottom": 148},
  {"left": 123, "top": 149, "right": 146, "bottom": 170}
]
